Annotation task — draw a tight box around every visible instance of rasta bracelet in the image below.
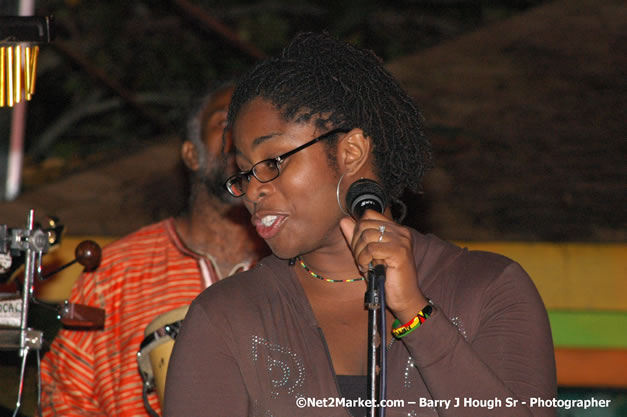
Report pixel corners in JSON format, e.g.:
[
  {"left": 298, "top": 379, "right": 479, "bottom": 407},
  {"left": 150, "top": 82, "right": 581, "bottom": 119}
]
[{"left": 391, "top": 302, "right": 433, "bottom": 339}]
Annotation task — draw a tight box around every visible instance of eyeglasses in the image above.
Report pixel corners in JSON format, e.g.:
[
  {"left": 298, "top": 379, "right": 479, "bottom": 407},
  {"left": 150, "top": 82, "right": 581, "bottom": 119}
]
[{"left": 224, "top": 127, "right": 349, "bottom": 197}]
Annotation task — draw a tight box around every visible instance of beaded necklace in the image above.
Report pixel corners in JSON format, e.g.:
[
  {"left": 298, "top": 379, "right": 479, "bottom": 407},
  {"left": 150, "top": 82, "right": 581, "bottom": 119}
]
[{"left": 297, "top": 257, "right": 365, "bottom": 283}]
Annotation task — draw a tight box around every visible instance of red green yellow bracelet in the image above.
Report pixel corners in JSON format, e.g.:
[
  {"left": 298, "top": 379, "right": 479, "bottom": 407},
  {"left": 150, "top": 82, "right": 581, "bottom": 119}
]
[{"left": 391, "top": 302, "right": 433, "bottom": 339}]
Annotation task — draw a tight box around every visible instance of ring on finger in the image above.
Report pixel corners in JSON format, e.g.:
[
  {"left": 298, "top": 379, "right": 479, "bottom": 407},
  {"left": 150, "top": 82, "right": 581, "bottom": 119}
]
[{"left": 378, "top": 225, "right": 386, "bottom": 242}]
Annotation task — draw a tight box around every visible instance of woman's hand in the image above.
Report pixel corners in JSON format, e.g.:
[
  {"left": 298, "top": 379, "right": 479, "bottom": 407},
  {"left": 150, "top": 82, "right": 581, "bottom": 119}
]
[{"left": 339, "top": 210, "right": 429, "bottom": 322}]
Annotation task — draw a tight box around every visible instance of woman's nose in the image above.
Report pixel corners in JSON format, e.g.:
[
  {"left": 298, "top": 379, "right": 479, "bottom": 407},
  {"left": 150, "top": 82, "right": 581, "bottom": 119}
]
[{"left": 243, "top": 176, "right": 273, "bottom": 205}]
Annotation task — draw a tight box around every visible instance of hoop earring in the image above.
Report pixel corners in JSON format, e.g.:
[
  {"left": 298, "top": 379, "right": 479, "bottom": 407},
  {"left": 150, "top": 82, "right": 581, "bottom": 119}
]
[{"left": 336, "top": 173, "right": 350, "bottom": 216}]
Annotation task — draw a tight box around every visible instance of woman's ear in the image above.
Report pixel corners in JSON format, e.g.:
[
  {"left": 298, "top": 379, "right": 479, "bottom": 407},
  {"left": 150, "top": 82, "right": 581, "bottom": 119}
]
[
  {"left": 337, "top": 128, "right": 373, "bottom": 177},
  {"left": 181, "top": 140, "right": 200, "bottom": 171}
]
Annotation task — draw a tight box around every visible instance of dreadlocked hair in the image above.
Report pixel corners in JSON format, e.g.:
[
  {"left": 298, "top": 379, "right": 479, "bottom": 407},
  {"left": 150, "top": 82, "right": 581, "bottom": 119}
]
[{"left": 227, "top": 32, "right": 432, "bottom": 199}]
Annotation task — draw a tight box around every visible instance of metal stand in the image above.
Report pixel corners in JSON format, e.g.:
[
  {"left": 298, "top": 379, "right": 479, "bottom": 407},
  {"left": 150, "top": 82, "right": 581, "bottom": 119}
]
[
  {"left": 365, "top": 264, "right": 387, "bottom": 417},
  {"left": 0, "top": 210, "right": 47, "bottom": 417},
  {"left": 1, "top": 211, "right": 104, "bottom": 416},
  {"left": 0, "top": 213, "right": 106, "bottom": 417}
]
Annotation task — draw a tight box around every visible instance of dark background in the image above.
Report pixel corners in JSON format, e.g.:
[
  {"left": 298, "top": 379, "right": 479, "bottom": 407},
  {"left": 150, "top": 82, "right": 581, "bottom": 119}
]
[{"left": 2, "top": 0, "right": 624, "bottom": 242}]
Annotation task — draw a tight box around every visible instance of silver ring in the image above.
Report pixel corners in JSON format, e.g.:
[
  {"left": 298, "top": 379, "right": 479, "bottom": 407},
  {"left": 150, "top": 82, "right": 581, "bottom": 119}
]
[{"left": 378, "top": 225, "right": 386, "bottom": 242}]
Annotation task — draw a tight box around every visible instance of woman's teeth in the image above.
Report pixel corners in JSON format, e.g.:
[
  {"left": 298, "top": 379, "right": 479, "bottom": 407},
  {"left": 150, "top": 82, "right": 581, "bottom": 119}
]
[{"left": 262, "top": 215, "right": 277, "bottom": 227}]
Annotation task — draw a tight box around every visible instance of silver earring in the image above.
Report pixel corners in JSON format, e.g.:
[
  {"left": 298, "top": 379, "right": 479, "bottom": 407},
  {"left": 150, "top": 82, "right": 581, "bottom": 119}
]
[{"left": 336, "top": 173, "right": 350, "bottom": 216}]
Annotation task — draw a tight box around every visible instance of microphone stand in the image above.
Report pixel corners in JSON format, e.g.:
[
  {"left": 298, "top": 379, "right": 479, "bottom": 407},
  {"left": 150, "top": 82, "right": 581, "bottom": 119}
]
[
  {"left": 345, "top": 178, "right": 389, "bottom": 416},
  {"left": 365, "top": 264, "right": 387, "bottom": 417}
]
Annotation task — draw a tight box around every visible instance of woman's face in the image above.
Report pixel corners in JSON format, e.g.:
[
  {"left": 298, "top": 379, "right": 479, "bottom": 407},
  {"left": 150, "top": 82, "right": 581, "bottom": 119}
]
[{"left": 232, "top": 98, "right": 347, "bottom": 259}]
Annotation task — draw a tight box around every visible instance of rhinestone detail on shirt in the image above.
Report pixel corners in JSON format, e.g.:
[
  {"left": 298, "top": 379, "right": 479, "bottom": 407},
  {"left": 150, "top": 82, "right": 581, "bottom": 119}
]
[{"left": 251, "top": 335, "right": 305, "bottom": 399}]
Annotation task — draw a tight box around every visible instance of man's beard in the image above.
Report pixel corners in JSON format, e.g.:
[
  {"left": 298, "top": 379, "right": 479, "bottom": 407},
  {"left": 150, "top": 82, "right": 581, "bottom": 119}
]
[{"left": 197, "top": 158, "right": 238, "bottom": 204}]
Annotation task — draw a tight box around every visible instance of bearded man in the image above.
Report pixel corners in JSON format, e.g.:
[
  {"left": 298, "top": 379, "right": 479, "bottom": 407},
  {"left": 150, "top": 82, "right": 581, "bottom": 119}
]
[{"left": 40, "top": 82, "right": 267, "bottom": 417}]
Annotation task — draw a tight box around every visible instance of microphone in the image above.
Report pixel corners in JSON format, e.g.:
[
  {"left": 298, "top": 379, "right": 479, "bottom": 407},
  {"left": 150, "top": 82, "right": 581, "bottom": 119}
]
[
  {"left": 345, "top": 178, "right": 387, "bottom": 276},
  {"left": 345, "top": 179, "right": 386, "bottom": 219}
]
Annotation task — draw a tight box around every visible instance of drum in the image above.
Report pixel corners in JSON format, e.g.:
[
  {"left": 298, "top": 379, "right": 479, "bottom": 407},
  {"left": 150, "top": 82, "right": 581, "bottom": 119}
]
[{"left": 137, "top": 305, "right": 189, "bottom": 407}]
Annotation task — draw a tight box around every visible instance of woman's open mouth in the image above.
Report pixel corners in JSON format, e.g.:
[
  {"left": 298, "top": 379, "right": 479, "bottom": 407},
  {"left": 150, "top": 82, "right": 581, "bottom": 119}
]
[{"left": 253, "top": 214, "right": 287, "bottom": 239}]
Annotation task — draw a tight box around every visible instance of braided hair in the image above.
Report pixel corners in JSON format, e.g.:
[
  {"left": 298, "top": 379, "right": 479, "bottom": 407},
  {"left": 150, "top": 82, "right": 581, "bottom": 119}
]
[{"left": 227, "top": 32, "right": 432, "bottom": 200}]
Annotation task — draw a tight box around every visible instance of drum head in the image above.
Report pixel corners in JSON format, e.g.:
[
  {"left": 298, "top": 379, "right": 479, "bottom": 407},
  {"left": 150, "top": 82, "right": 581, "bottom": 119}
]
[
  {"left": 138, "top": 304, "right": 191, "bottom": 396},
  {"left": 144, "top": 305, "right": 189, "bottom": 336}
]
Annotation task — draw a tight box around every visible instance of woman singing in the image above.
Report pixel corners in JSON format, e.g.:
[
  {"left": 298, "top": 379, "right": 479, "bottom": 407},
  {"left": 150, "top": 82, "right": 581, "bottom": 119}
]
[{"left": 164, "top": 32, "right": 556, "bottom": 417}]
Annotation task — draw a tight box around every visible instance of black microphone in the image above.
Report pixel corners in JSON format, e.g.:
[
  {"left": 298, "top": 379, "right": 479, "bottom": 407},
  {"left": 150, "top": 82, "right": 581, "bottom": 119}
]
[
  {"left": 345, "top": 178, "right": 386, "bottom": 219},
  {"left": 345, "top": 178, "right": 387, "bottom": 278}
]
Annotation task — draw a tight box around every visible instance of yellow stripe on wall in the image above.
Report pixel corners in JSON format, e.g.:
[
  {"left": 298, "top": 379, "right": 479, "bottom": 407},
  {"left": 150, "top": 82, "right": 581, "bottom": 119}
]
[{"left": 460, "top": 242, "right": 627, "bottom": 311}]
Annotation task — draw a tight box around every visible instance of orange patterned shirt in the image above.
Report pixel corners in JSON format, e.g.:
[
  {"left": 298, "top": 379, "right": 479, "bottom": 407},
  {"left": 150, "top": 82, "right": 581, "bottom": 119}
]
[{"left": 41, "top": 218, "right": 247, "bottom": 416}]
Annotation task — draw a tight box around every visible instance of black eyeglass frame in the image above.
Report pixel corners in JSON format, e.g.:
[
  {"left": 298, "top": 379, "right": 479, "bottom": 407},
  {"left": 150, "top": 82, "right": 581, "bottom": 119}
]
[{"left": 224, "top": 127, "right": 350, "bottom": 197}]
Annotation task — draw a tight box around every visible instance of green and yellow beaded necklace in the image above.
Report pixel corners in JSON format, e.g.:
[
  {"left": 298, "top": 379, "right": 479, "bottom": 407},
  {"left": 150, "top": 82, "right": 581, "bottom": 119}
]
[{"left": 297, "top": 257, "right": 365, "bottom": 283}]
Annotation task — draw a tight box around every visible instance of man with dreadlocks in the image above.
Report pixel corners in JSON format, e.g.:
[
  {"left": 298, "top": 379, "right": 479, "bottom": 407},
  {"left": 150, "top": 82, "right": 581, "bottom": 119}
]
[{"left": 164, "top": 33, "right": 556, "bottom": 417}]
